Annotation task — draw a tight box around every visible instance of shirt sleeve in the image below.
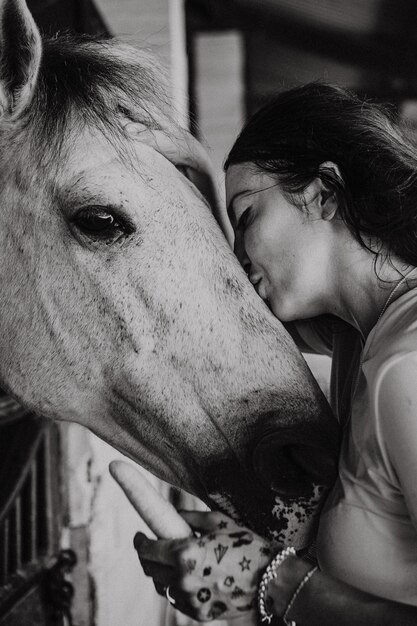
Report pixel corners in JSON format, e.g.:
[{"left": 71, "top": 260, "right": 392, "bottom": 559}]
[{"left": 377, "top": 355, "right": 417, "bottom": 530}]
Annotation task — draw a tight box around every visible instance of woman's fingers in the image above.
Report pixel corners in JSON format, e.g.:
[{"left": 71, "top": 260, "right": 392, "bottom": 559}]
[
  {"left": 154, "top": 580, "right": 199, "bottom": 622},
  {"left": 134, "top": 532, "right": 203, "bottom": 583},
  {"left": 135, "top": 533, "right": 187, "bottom": 589},
  {"left": 134, "top": 532, "right": 184, "bottom": 567},
  {"left": 153, "top": 577, "right": 204, "bottom": 622},
  {"left": 110, "top": 461, "right": 192, "bottom": 539},
  {"left": 133, "top": 519, "right": 267, "bottom": 624},
  {"left": 143, "top": 561, "right": 177, "bottom": 587},
  {"left": 166, "top": 587, "right": 202, "bottom": 621},
  {"left": 180, "top": 510, "right": 242, "bottom": 534},
  {"left": 154, "top": 580, "right": 165, "bottom": 596}
]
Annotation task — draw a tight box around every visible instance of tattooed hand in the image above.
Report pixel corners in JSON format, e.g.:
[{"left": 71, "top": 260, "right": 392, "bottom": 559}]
[{"left": 134, "top": 511, "right": 276, "bottom": 622}]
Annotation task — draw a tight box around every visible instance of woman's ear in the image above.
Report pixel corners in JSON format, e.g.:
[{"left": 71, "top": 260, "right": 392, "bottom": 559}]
[
  {"left": 317, "top": 161, "right": 342, "bottom": 221},
  {"left": 303, "top": 161, "right": 342, "bottom": 221}
]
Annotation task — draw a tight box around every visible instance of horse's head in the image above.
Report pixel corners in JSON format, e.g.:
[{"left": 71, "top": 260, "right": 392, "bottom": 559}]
[{"left": 0, "top": 0, "right": 339, "bottom": 546}]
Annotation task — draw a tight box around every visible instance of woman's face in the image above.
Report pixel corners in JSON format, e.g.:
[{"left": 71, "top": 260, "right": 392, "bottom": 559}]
[{"left": 225, "top": 163, "right": 333, "bottom": 321}]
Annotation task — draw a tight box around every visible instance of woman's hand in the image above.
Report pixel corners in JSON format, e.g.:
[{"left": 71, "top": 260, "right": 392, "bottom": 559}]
[{"left": 134, "top": 510, "right": 274, "bottom": 622}]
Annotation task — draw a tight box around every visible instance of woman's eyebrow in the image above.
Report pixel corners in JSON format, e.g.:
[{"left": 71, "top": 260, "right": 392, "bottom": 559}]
[
  {"left": 226, "top": 189, "right": 254, "bottom": 224},
  {"left": 227, "top": 181, "right": 282, "bottom": 224}
]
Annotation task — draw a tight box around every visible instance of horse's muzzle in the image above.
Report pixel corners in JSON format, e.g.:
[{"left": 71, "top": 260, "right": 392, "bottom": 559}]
[
  {"left": 193, "top": 418, "right": 339, "bottom": 547},
  {"left": 252, "top": 427, "right": 338, "bottom": 498}
]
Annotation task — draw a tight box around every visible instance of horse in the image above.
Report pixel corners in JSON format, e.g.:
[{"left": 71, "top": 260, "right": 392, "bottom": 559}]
[{"left": 0, "top": 0, "right": 339, "bottom": 548}]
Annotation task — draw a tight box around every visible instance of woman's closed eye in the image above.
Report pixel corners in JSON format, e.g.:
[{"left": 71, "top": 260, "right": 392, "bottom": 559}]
[{"left": 235, "top": 207, "right": 252, "bottom": 232}]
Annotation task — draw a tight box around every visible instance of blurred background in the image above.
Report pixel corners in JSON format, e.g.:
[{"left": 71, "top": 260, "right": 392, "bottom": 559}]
[{"left": 1, "top": 1, "right": 417, "bottom": 625}]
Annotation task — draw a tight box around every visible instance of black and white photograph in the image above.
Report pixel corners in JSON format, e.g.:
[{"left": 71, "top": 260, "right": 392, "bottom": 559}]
[{"left": 1, "top": 1, "right": 417, "bottom": 625}]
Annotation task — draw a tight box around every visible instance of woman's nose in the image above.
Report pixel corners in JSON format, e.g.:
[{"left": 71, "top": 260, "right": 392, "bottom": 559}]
[{"left": 233, "top": 231, "right": 251, "bottom": 274}]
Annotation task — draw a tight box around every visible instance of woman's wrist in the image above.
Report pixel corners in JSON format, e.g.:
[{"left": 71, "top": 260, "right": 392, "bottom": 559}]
[
  {"left": 258, "top": 547, "right": 297, "bottom": 622},
  {"left": 267, "top": 554, "right": 316, "bottom": 620}
]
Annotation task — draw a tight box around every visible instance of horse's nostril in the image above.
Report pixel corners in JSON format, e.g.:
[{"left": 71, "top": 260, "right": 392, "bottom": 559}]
[
  {"left": 288, "top": 444, "right": 337, "bottom": 486},
  {"left": 254, "top": 445, "right": 312, "bottom": 497},
  {"left": 251, "top": 432, "right": 338, "bottom": 499}
]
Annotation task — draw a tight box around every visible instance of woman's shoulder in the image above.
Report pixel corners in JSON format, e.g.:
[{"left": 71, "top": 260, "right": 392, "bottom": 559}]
[{"left": 364, "top": 287, "right": 417, "bottom": 367}]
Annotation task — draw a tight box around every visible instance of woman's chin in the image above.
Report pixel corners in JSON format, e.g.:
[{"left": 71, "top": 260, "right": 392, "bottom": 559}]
[
  {"left": 269, "top": 297, "right": 308, "bottom": 323},
  {"left": 269, "top": 299, "right": 293, "bottom": 322}
]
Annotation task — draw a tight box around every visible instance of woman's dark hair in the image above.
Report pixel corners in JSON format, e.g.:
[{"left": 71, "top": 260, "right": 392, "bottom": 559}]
[{"left": 225, "top": 83, "right": 417, "bottom": 268}]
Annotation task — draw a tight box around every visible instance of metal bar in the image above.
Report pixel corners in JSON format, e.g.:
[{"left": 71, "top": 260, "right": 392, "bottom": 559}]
[
  {"left": 43, "top": 428, "right": 54, "bottom": 554},
  {"left": 0, "top": 519, "right": 9, "bottom": 585},
  {"left": 30, "top": 459, "right": 38, "bottom": 563},
  {"left": 36, "top": 435, "right": 48, "bottom": 555},
  {"left": 0, "top": 421, "right": 64, "bottom": 619},
  {"left": 13, "top": 497, "right": 22, "bottom": 571}
]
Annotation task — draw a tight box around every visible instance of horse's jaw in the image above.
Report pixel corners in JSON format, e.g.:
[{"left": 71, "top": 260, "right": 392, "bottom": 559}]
[
  {"left": 200, "top": 460, "right": 326, "bottom": 548},
  {"left": 193, "top": 416, "right": 336, "bottom": 547},
  {"left": 182, "top": 411, "right": 337, "bottom": 547},
  {"left": 94, "top": 298, "right": 339, "bottom": 548},
  {"left": 101, "top": 390, "right": 337, "bottom": 548}
]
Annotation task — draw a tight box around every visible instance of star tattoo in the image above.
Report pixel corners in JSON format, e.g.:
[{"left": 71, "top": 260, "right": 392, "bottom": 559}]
[
  {"left": 238, "top": 556, "right": 251, "bottom": 571},
  {"left": 218, "top": 520, "right": 228, "bottom": 529},
  {"left": 197, "top": 588, "right": 211, "bottom": 603}
]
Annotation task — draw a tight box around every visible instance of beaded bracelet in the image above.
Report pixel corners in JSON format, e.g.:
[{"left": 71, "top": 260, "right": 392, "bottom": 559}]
[
  {"left": 257, "top": 546, "right": 297, "bottom": 624},
  {"left": 283, "top": 565, "right": 318, "bottom": 626}
]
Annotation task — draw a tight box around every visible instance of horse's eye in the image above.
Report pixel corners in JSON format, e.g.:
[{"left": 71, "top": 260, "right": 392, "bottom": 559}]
[{"left": 73, "top": 206, "right": 134, "bottom": 242}]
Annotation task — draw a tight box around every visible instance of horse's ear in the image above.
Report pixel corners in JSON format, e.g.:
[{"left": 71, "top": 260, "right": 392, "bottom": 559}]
[{"left": 0, "top": 0, "right": 42, "bottom": 120}]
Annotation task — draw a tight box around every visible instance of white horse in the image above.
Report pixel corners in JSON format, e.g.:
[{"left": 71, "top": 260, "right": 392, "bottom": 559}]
[{"left": 0, "top": 0, "right": 339, "bottom": 547}]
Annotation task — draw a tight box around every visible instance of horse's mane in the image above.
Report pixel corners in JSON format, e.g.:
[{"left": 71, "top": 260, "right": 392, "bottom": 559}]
[{"left": 17, "top": 33, "right": 173, "bottom": 165}]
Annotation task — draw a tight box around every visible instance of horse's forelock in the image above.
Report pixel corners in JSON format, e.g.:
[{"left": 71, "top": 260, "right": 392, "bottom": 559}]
[{"left": 7, "top": 34, "right": 176, "bottom": 168}]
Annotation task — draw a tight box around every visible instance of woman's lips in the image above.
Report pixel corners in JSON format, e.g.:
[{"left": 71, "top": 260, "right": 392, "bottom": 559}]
[
  {"left": 249, "top": 273, "right": 262, "bottom": 285},
  {"left": 256, "top": 282, "right": 267, "bottom": 300},
  {"left": 251, "top": 277, "right": 268, "bottom": 301}
]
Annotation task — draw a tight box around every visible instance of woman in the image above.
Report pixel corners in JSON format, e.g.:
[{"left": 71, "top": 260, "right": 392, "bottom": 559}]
[{"left": 135, "top": 83, "right": 417, "bottom": 624}]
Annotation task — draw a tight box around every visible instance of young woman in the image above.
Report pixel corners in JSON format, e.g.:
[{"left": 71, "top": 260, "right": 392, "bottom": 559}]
[{"left": 134, "top": 84, "right": 417, "bottom": 625}]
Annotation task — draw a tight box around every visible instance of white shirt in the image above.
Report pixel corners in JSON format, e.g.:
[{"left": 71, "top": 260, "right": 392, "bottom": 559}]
[{"left": 298, "top": 287, "right": 417, "bottom": 604}]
